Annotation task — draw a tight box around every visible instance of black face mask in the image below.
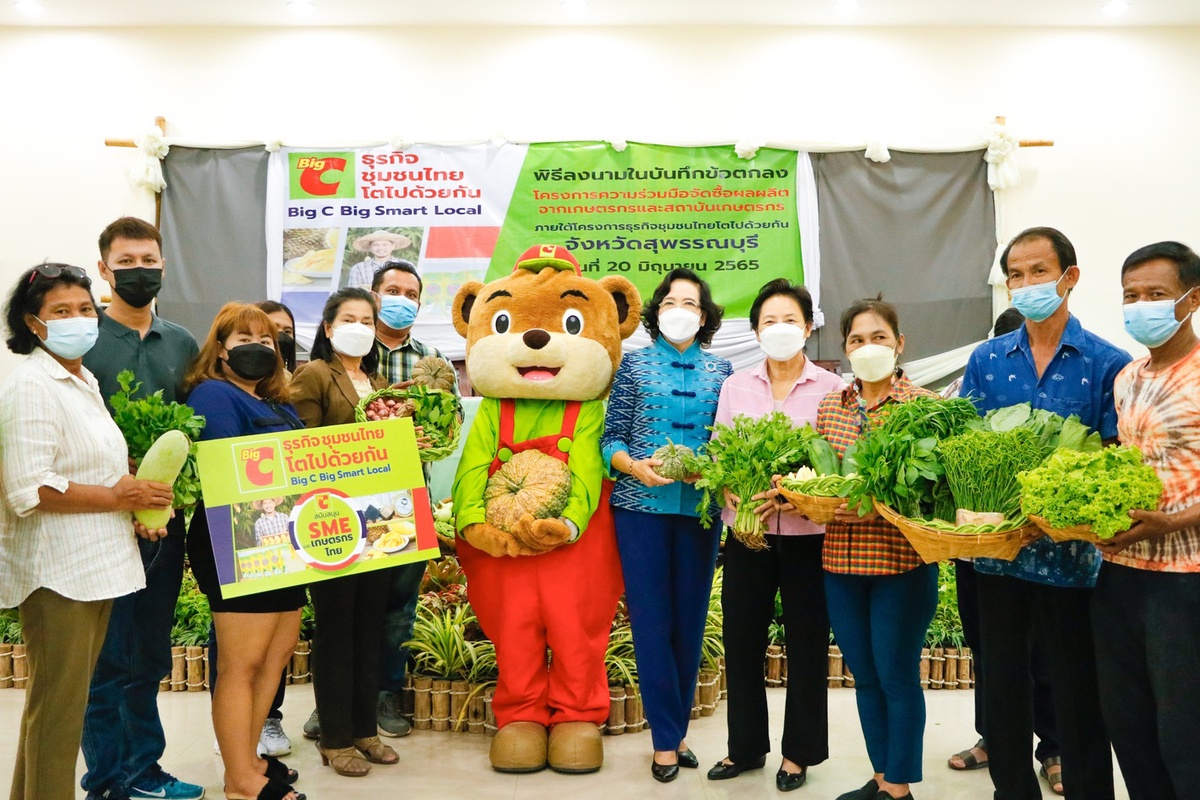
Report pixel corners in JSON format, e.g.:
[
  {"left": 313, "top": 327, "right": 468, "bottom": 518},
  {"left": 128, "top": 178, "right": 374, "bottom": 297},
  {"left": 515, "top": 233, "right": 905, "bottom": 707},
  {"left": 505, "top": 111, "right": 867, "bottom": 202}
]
[
  {"left": 277, "top": 332, "right": 297, "bottom": 372},
  {"left": 223, "top": 343, "right": 277, "bottom": 381},
  {"left": 112, "top": 268, "right": 163, "bottom": 308}
]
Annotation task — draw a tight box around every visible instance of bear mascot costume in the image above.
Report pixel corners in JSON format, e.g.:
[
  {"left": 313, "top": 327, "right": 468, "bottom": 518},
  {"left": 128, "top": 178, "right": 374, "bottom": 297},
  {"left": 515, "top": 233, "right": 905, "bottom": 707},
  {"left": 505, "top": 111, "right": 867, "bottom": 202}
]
[{"left": 451, "top": 244, "right": 641, "bottom": 774}]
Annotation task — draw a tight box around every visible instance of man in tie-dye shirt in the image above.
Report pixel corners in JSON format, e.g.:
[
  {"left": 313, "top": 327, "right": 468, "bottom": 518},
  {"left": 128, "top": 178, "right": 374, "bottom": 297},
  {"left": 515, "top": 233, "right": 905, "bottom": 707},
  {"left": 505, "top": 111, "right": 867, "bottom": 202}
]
[{"left": 1096, "top": 241, "right": 1200, "bottom": 800}]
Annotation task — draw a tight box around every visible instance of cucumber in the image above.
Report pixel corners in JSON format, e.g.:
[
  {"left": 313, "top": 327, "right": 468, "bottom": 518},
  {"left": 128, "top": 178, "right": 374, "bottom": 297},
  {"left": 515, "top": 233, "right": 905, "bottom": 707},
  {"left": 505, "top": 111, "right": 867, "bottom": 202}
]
[
  {"left": 133, "top": 430, "right": 190, "bottom": 529},
  {"left": 807, "top": 437, "right": 841, "bottom": 477}
]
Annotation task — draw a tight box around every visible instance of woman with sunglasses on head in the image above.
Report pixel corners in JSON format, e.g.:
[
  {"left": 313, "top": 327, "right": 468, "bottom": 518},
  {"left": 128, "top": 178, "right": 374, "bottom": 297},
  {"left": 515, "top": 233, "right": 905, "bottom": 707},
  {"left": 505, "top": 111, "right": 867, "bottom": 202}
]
[
  {"left": 0, "top": 264, "right": 173, "bottom": 800},
  {"left": 185, "top": 303, "right": 307, "bottom": 800}
]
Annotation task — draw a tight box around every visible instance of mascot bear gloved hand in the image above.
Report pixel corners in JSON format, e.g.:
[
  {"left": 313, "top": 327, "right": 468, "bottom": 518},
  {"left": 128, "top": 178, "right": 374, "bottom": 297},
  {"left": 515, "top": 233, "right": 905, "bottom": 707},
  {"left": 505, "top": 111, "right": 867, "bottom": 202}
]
[{"left": 451, "top": 245, "right": 641, "bottom": 774}]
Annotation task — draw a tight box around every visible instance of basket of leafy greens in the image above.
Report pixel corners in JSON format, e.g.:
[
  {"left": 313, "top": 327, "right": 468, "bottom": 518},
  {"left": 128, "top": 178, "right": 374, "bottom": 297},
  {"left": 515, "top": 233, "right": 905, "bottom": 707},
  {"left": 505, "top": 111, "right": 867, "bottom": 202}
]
[
  {"left": 1019, "top": 446, "right": 1163, "bottom": 541},
  {"left": 690, "top": 413, "right": 817, "bottom": 550}
]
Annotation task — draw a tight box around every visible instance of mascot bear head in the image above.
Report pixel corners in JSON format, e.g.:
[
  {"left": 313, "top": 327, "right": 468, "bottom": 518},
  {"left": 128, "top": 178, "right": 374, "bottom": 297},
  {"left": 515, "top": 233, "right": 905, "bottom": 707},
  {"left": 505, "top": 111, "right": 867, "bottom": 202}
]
[{"left": 452, "top": 245, "right": 641, "bottom": 401}]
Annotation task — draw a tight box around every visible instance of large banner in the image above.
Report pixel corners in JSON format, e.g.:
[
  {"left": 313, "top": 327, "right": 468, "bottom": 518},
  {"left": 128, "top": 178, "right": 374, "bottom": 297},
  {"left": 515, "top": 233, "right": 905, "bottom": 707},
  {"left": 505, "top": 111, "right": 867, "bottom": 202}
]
[
  {"left": 267, "top": 142, "right": 807, "bottom": 359},
  {"left": 196, "top": 418, "right": 438, "bottom": 599}
]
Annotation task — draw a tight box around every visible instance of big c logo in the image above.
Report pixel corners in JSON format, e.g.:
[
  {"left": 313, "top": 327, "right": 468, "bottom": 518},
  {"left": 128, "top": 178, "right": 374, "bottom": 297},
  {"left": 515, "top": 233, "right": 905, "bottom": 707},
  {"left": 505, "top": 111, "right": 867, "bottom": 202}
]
[
  {"left": 289, "top": 151, "right": 356, "bottom": 200},
  {"left": 233, "top": 439, "right": 288, "bottom": 493}
]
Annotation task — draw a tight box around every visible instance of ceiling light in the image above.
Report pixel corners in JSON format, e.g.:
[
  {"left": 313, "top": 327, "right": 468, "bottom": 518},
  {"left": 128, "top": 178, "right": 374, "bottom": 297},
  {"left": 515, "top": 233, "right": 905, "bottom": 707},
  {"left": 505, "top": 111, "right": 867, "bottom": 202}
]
[
  {"left": 1102, "top": 0, "right": 1130, "bottom": 16},
  {"left": 286, "top": 0, "right": 315, "bottom": 14},
  {"left": 834, "top": 0, "right": 860, "bottom": 12},
  {"left": 13, "top": 0, "right": 45, "bottom": 15}
]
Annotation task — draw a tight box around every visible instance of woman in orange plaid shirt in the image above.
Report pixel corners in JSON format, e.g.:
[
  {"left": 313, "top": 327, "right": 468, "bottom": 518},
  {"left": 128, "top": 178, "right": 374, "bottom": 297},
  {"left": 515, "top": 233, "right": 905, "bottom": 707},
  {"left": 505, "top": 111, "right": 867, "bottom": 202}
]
[{"left": 815, "top": 298, "right": 938, "bottom": 800}]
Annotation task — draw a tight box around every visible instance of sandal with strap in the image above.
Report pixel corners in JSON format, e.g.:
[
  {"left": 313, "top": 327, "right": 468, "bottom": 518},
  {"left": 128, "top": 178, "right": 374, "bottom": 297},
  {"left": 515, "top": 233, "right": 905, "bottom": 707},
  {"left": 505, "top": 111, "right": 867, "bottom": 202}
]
[
  {"left": 316, "top": 741, "right": 371, "bottom": 777},
  {"left": 948, "top": 738, "right": 989, "bottom": 771},
  {"left": 1040, "top": 756, "right": 1064, "bottom": 796},
  {"left": 262, "top": 754, "right": 299, "bottom": 784},
  {"left": 224, "top": 777, "right": 305, "bottom": 800},
  {"left": 355, "top": 736, "right": 399, "bottom": 764}
]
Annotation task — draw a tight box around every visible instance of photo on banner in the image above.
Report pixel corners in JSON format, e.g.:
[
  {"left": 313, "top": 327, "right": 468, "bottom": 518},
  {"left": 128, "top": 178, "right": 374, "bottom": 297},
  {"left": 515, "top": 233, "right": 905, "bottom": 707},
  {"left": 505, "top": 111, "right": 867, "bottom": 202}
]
[{"left": 195, "top": 417, "right": 438, "bottom": 599}]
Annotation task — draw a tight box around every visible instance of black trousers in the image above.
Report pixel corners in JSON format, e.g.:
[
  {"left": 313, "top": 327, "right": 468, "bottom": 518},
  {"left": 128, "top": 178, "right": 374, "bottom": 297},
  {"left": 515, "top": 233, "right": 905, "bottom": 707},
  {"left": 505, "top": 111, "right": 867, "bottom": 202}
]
[
  {"left": 954, "top": 560, "right": 1059, "bottom": 760},
  {"left": 310, "top": 569, "right": 392, "bottom": 748},
  {"left": 976, "top": 573, "right": 1113, "bottom": 800},
  {"left": 1092, "top": 561, "right": 1200, "bottom": 800},
  {"left": 722, "top": 533, "right": 828, "bottom": 767}
]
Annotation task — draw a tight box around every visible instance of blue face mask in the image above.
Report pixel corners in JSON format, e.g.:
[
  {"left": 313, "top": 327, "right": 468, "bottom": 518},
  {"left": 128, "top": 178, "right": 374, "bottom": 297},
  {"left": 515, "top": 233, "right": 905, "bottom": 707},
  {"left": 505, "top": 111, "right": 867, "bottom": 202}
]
[
  {"left": 1009, "top": 272, "right": 1067, "bottom": 323},
  {"left": 1123, "top": 288, "right": 1194, "bottom": 348},
  {"left": 37, "top": 315, "right": 99, "bottom": 359},
  {"left": 378, "top": 294, "right": 419, "bottom": 330}
]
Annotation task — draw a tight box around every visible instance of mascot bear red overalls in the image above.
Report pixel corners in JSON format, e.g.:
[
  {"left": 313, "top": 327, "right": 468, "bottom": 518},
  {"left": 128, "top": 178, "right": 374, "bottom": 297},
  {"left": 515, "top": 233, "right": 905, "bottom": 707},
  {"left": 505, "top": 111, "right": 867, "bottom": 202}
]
[{"left": 451, "top": 245, "right": 641, "bottom": 774}]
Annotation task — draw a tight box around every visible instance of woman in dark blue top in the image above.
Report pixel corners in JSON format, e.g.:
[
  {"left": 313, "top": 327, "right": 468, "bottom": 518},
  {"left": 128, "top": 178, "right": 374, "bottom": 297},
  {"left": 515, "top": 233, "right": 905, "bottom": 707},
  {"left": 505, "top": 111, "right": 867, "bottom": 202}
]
[
  {"left": 185, "top": 303, "right": 305, "bottom": 800},
  {"left": 600, "top": 269, "right": 731, "bottom": 783}
]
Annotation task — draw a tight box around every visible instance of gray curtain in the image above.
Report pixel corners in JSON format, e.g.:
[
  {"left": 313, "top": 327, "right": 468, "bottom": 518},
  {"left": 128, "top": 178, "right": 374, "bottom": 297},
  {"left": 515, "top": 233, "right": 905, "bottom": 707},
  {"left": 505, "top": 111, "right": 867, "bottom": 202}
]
[
  {"left": 158, "top": 147, "right": 270, "bottom": 340},
  {"left": 810, "top": 150, "right": 995, "bottom": 365}
]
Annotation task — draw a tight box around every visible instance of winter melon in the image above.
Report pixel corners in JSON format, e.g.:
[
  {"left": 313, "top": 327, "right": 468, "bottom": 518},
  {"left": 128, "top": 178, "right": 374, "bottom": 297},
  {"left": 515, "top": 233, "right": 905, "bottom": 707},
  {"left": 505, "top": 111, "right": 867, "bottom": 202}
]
[{"left": 134, "top": 430, "right": 190, "bottom": 529}]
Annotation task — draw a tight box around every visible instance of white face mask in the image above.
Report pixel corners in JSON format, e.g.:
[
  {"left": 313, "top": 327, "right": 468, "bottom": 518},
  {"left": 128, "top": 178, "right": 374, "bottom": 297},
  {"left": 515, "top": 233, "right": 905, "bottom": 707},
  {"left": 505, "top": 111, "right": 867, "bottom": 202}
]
[
  {"left": 758, "top": 323, "right": 807, "bottom": 361},
  {"left": 658, "top": 307, "right": 701, "bottom": 344},
  {"left": 848, "top": 343, "right": 897, "bottom": 383},
  {"left": 330, "top": 322, "right": 376, "bottom": 358}
]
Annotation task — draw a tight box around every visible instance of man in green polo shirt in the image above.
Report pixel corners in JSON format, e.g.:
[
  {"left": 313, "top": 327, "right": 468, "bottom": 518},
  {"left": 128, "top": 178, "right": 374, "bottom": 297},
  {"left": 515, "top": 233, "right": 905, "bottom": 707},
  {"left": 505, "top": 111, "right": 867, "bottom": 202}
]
[{"left": 80, "top": 217, "right": 204, "bottom": 800}]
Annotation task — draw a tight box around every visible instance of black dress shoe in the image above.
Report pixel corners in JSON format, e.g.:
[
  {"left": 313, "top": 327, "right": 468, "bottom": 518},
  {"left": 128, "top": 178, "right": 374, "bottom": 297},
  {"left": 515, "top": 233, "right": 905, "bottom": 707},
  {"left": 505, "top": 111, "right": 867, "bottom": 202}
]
[
  {"left": 677, "top": 748, "right": 699, "bottom": 769},
  {"left": 776, "top": 766, "right": 807, "bottom": 792},
  {"left": 706, "top": 756, "right": 767, "bottom": 780},
  {"left": 652, "top": 761, "right": 680, "bottom": 783},
  {"left": 835, "top": 780, "right": 882, "bottom": 800}
]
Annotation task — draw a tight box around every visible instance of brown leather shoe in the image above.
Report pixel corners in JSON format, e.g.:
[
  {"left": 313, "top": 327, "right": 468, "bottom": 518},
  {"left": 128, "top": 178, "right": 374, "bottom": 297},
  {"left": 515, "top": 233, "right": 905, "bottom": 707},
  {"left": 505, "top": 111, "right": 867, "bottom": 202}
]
[
  {"left": 490, "top": 721, "right": 549, "bottom": 773},
  {"left": 547, "top": 721, "right": 603, "bottom": 774}
]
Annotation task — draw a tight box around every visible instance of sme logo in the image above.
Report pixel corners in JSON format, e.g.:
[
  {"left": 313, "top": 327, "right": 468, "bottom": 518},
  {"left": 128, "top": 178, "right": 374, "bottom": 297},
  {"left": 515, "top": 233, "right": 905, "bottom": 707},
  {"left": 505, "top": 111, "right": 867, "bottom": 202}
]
[{"left": 289, "top": 152, "right": 355, "bottom": 199}]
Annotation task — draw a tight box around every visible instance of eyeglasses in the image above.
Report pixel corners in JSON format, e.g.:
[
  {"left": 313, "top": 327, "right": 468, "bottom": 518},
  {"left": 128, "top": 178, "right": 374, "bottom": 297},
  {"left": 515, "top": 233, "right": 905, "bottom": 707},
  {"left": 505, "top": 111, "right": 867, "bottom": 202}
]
[{"left": 28, "top": 263, "right": 89, "bottom": 284}]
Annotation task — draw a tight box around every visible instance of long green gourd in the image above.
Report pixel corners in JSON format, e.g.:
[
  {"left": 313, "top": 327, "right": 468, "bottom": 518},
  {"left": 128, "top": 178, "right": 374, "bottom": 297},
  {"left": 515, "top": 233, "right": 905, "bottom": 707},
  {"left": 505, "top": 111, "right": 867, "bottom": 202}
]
[{"left": 133, "top": 430, "right": 190, "bottom": 528}]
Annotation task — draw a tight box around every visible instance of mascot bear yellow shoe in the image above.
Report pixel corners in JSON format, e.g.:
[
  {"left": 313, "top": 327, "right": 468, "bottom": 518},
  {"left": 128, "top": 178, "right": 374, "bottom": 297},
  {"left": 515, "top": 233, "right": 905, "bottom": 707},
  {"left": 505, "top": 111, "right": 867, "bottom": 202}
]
[{"left": 451, "top": 245, "right": 641, "bottom": 774}]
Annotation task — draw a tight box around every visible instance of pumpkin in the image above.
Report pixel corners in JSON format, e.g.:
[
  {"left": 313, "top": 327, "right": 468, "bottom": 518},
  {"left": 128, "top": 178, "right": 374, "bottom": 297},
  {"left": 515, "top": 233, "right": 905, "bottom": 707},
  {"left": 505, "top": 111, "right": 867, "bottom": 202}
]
[
  {"left": 652, "top": 439, "right": 695, "bottom": 481},
  {"left": 484, "top": 450, "right": 572, "bottom": 532},
  {"left": 411, "top": 355, "right": 459, "bottom": 393}
]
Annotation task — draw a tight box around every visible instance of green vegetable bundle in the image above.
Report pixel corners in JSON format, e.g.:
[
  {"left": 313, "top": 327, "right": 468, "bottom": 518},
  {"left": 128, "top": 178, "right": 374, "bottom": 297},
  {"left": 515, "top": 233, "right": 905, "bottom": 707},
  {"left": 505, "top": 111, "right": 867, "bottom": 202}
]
[
  {"left": 1018, "top": 446, "right": 1163, "bottom": 538},
  {"left": 844, "top": 396, "right": 979, "bottom": 519},
  {"left": 936, "top": 428, "right": 1050, "bottom": 520},
  {"left": 690, "top": 412, "right": 817, "bottom": 549},
  {"left": 357, "top": 385, "right": 462, "bottom": 462},
  {"left": 967, "top": 402, "right": 1102, "bottom": 452},
  {"left": 109, "top": 370, "right": 206, "bottom": 509}
]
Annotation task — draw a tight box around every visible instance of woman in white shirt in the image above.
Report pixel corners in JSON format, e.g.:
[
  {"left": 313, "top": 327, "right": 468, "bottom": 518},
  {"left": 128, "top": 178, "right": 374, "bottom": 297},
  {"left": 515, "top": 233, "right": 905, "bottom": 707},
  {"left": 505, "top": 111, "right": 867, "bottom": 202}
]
[{"left": 0, "top": 264, "right": 173, "bottom": 800}]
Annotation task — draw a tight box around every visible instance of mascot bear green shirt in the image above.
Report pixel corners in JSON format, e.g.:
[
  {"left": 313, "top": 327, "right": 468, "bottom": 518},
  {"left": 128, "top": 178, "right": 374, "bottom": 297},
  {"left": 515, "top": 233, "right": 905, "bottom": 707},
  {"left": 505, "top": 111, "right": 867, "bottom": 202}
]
[{"left": 452, "top": 245, "right": 641, "bottom": 774}]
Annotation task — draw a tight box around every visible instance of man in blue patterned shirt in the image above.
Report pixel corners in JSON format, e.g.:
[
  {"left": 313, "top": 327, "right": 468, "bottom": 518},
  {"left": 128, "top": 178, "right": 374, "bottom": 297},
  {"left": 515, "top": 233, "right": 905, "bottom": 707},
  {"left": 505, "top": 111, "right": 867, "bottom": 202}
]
[{"left": 961, "top": 227, "right": 1129, "bottom": 800}]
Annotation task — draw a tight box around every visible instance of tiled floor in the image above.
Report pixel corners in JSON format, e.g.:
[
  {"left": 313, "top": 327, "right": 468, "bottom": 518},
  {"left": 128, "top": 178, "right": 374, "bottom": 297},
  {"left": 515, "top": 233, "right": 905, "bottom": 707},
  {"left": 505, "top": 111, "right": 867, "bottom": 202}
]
[{"left": 0, "top": 684, "right": 1125, "bottom": 799}]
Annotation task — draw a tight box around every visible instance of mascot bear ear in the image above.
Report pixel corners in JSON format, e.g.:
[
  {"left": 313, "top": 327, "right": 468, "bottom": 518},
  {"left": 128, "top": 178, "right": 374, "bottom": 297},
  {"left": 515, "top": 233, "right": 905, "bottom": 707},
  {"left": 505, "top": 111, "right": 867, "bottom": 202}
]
[
  {"left": 453, "top": 281, "right": 485, "bottom": 339},
  {"left": 599, "top": 275, "right": 644, "bottom": 340}
]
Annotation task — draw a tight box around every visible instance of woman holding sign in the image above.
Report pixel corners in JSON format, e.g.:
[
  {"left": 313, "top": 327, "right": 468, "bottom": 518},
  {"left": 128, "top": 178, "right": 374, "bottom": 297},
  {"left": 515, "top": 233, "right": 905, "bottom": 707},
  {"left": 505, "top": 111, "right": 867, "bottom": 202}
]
[
  {"left": 185, "top": 303, "right": 307, "bottom": 800},
  {"left": 290, "top": 288, "right": 395, "bottom": 778}
]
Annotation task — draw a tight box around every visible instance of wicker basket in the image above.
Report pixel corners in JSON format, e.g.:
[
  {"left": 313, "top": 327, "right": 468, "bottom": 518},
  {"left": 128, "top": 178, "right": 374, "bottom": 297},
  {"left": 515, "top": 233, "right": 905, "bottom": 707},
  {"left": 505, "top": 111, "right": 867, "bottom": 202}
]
[
  {"left": 1027, "top": 514, "right": 1105, "bottom": 545},
  {"left": 874, "top": 501, "right": 1029, "bottom": 564},
  {"left": 356, "top": 387, "right": 462, "bottom": 462},
  {"left": 777, "top": 487, "right": 843, "bottom": 525}
]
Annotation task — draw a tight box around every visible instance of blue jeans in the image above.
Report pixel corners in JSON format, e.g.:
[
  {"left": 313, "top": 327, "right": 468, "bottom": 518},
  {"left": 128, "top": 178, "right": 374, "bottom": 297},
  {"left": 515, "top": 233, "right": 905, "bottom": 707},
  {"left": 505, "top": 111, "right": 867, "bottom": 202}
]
[
  {"left": 613, "top": 508, "right": 720, "bottom": 752},
  {"left": 825, "top": 564, "right": 937, "bottom": 785},
  {"left": 379, "top": 560, "right": 427, "bottom": 693},
  {"left": 81, "top": 518, "right": 186, "bottom": 795}
]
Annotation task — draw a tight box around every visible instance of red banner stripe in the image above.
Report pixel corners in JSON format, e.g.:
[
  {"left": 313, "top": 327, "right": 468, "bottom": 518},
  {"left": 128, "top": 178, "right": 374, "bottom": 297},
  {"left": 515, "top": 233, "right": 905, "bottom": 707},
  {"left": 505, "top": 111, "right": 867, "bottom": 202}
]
[{"left": 424, "top": 226, "right": 502, "bottom": 258}]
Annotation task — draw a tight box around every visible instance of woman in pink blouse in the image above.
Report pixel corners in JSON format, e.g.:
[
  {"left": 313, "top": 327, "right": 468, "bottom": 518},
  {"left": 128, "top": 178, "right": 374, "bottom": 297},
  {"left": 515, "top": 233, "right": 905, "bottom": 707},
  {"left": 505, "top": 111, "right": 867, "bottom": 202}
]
[{"left": 706, "top": 279, "right": 845, "bottom": 792}]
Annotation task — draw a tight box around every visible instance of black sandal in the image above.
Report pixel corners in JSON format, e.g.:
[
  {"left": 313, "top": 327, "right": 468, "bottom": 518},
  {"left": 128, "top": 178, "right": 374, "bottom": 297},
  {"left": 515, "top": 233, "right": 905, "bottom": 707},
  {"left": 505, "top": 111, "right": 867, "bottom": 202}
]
[
  {"left": 256, "top": 778, "right": 305, "bottom": 800},
  {"left": 1039, "top": 756, "right": 1064, "bottom": 796},
  {"left": 263, "top": 754, "right": 299, "bottom": 785},
  {"left": 948, "top": 737, "right": 988, "bottom": 771}
]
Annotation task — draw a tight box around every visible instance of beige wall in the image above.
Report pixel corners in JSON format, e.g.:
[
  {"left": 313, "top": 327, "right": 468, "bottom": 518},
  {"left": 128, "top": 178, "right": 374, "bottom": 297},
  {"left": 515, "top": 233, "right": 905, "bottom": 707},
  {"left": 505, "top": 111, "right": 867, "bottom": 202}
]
[{"left": 2, "top": 24, "right": 1199, "bottom": 379}]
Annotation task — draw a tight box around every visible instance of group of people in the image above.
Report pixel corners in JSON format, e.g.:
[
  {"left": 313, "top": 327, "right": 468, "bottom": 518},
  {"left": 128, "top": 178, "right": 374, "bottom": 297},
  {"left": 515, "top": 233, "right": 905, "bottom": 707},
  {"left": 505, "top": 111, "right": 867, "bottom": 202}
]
[
  {"left": 600, "top": 226, "right": 1199, "bottom": 800},
  {"left": 0, "top": 217, "right": 455, "bottom": 800},
  {"left": 0, "top": 218, "right": 1196, "bottom": 800}
]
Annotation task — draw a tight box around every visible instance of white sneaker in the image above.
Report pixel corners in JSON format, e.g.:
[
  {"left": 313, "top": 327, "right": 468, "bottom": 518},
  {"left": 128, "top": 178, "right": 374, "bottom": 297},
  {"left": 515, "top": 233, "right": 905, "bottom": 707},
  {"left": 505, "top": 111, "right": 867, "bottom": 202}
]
[{"left": 258, "top": 717, "right": 292, "bottom": 757}]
